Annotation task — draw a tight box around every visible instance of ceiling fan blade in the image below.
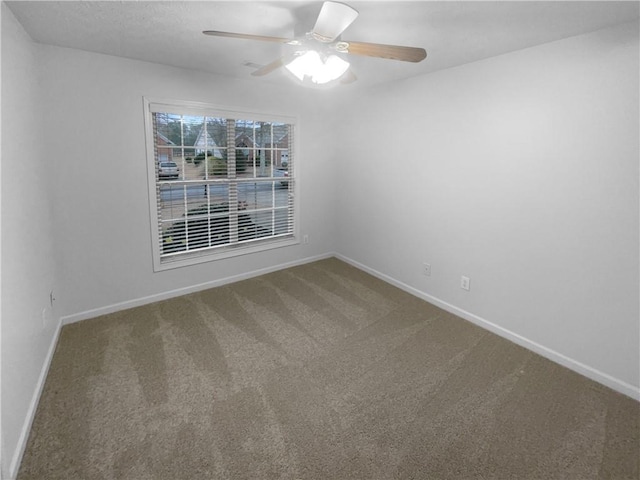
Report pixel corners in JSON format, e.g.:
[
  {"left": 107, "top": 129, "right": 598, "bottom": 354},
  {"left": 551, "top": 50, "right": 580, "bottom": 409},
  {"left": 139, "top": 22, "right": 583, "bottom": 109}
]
[
  {"left": 312, "top": 1, "right": 359, "bottom": 43},
  {"left": 203, "top": 30, "right": 292, "bottom": 44},
  {"left": 251, "top": 58, "right": 285, "bottom": 77},
  {"left": 341, "top": 41, "right": 427, "bottom": 63}
]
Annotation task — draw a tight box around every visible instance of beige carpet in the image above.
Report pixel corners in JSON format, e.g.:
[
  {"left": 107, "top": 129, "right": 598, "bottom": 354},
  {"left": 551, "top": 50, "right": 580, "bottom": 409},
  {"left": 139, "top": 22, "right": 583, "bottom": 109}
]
[{"left": 18, "top": 258, "right": 639, "bottom": 479}]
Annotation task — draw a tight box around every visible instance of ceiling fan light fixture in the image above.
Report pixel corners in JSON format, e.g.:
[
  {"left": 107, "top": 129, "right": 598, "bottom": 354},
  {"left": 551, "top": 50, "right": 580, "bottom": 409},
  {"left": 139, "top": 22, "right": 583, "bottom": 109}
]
[
  {"left": 285, "top": 50, "right": 350, "bottom": 84},
  {"left": 203, "top": 1, "right": 427, "bottom": 86},
  {"left": 313, "top": 54, "right": 350, "bottom": 84},
  {"left": 285, "top": 50, "right": 320, "bottom": 81}
]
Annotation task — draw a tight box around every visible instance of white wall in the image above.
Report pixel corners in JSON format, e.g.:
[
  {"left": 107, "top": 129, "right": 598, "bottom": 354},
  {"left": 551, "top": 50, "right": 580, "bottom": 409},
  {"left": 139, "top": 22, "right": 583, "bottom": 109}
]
[
  {"left": 36, "top": 45, "right": 338, "bottom": 322},
  {"left": 335, "top": 21, "right": 639, "bottom": 396},
  {"left": 1, "top": 4, "right": 59, "bottom": 478},
  {"left": 2, "top": 10, "right": 638, "bottom": 479},
  {"left": 1, "top": 24, "right": 339, "bottom": 478}
]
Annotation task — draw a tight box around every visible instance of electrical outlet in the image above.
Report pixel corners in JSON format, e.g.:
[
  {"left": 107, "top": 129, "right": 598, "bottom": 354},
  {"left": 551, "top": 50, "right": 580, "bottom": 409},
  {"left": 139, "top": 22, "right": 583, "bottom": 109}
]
[
  {"left": 461, "top": 276, "right": 470, "bottom": 291},
  {"left": 423, "top": 262, "right": 431, "bottom": 276},
  {"left": 303, "top": 234, "right": 309, "bottom": 244}
]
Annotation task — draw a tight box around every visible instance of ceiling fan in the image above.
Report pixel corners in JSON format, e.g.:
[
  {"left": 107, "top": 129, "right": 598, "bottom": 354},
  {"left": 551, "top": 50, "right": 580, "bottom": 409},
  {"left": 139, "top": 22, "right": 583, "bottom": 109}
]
[{"left": 203, "top": 1, "right": 427, "bottom": 85}]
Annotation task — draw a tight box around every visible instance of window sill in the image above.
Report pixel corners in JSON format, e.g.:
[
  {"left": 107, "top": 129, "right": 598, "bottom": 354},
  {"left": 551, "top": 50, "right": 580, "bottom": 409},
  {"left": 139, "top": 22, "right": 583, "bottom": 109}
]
[{"left": 153, "top": 236, "right": 299, "bottom": 272}]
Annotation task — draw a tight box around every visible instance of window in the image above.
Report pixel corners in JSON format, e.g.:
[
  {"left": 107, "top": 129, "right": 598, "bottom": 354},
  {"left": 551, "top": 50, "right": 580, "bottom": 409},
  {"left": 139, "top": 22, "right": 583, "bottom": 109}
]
[{"left": 144, "top": 98, "right": 297, "bottom": 271}]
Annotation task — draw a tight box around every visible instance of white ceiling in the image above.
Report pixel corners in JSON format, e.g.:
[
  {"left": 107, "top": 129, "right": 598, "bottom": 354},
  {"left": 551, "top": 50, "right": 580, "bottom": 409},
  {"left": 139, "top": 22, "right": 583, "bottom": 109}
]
[{"left": 6, "top": 1, "right": 639, "bottom": 89}]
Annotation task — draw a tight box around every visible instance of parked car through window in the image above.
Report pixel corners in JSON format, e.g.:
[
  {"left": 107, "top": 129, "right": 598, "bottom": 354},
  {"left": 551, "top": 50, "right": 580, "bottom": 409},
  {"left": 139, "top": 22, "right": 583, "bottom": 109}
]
[{"left": 158, "top": 161, "right": 179, "bottom": 178}]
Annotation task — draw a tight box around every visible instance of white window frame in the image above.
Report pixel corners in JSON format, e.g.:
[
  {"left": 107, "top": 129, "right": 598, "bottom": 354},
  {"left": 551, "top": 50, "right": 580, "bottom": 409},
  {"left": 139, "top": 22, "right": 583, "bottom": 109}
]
[{"left": 143, "top": 97, "right": 300, "bottom": 272}]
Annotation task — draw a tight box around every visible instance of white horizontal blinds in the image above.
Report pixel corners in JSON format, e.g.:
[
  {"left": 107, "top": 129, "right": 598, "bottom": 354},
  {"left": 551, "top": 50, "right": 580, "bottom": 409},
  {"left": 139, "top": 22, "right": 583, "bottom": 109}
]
[
  {"left": 227, "top": 119, "right": 238, "bottom": 244},
  {"left": 151, "top": 106, "right": 295, "bottom": 261},
  {"left": 193, "top": 117, "right": 228, "bottom": 250},
  {"left": 152, "top": 113, "right": 163, "bottom": 244},
  {"left": 285, "top": 123, "right": 294, "bottom": 235},
  {"left": 232, "top": 120, "right": 293, "bottom": 244}
]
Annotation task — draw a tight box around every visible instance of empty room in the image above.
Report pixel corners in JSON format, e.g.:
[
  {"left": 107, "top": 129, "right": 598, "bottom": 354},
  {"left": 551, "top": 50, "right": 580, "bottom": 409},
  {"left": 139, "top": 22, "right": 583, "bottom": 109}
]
[{"left": 1, "top": 1, "right": 639, "bottom": 479}]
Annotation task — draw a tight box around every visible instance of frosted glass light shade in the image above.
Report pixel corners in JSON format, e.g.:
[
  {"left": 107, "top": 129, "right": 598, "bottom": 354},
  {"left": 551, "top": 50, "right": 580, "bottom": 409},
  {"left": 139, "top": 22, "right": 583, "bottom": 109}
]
[
  {"left": 286, "top": 51, "right": 323, "bottom": 81},
  {"left": 285, "top": 51, "right": 350, "bottom": 84}
]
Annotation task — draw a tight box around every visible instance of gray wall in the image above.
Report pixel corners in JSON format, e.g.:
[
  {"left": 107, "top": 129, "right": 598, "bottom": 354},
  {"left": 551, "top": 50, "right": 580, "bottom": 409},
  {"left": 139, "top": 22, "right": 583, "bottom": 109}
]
[{"left": 334, "top": 21, "right": 639, "bottom": 394}]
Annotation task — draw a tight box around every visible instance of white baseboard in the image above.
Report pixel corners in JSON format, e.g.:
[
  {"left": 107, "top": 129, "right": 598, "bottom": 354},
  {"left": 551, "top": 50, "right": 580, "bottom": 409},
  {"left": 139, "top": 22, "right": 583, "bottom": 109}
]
[
  {"left": 8, "top": 318, "right": 63, "bottom": 480},
  {"left": 335, "top": 253, "right": 640, "bottom": 402},
  {"left": 61, "top": 253, "right": 334, "bottom": 325}
]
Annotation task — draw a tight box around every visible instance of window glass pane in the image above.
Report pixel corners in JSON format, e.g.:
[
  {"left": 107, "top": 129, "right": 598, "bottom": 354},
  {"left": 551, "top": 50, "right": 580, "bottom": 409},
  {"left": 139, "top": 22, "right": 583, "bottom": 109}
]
[
  {"left": 192, "top": 118, "right": 227, "bottom": 179},
  {"left": 149, "top": 102, "right": 295, "bottom": 266},
  {"left": 276, "top": 149, "right": 289, "bottom": 169},
  {"left": 181, "top": 115, "right": 204, "bottom": 152},
  {"left": 154, "top": 113, "right": 181, "bottom": 145},
  {"left": 275, "top": 183, "right": 291, "bottom": 208},
  {"left": 234, "top": 149, "right": 250, "bottom": 178},
  {"left": 159, "top": 183, "right": 187, "bottom": 221},
  {"left": 181, "top": 151, "right": 206, "bottom": 181},
  {"left": 271, "top": 123, "right": 288, "bottom": 170},
  {"left": 189, "top": 202, "right": 232, "bottom": 248},
  {"left": 206, "top": 183, "right": 229, "bottom": 205},
  {"left": 160, "top": 183, "right": 230, "bottom": 219},
  {"left": 239, "top": 210, "right": 273, "bottom": 242},
  {"left": 274, "top": 207, "right": 292, "bottom": 235},
  {"left": 238, "top": 181, "right": 274, "bottom": 212},
  {"left": 235, "top": 119, "right": 255, "bottom": 140},
  {"left": 238, "top": 120, "right": 272, "bottom": 179},
  {"left": 250, "top": 150, "right": 270, "bottom": 178},
  {"left": 161, "top": 189, "right": 232, "bottom": 254},
  {"left": 252, "top": 122, "right": 272, "bottom": 178},
  {"left": 205, "top": 118, "right": 228, "bottom": 148},
  {"left": 204, "top": 153, "right": 229, "bottom": 179},
  {"left": 162, "top": 210, "right": 232, "bottom": 254},
  {"left": 156, "top": 147, "right": 174, "bottom": 163}
]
